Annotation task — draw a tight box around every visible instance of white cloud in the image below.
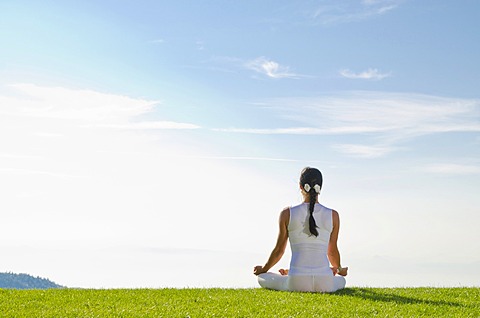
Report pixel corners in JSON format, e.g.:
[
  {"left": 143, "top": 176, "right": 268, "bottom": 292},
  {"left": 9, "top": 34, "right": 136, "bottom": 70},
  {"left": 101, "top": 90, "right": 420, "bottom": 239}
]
[
  {"left": 1, "top": 84, "right": 198, "bottom": 130},
  {"left": 214, "top": 91, "right": 480, "bottom": 158},
  {"left": 217, "top": 92, "right": 480, "bottom": 137},
  {"left": 245, "top": 57, "right": 301, "bottom": 79},
  {"left": 2, "top": 83, "right": 156, "bottom": 123},
  {"left": 299, "top": 92, "right": 479, "bottom": 136},
  {"left": 340, "top": 68, "right": 391, "bottom": 80},
  {"left": 208, "top": 56, "right": 309, "bottom": 79}
]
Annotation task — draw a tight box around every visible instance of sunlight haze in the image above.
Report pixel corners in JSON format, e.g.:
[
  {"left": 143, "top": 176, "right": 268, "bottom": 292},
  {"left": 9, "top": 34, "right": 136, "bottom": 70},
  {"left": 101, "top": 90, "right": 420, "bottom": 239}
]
[{"left": 1, "top": 1, "right": 479, "bottom": 288}]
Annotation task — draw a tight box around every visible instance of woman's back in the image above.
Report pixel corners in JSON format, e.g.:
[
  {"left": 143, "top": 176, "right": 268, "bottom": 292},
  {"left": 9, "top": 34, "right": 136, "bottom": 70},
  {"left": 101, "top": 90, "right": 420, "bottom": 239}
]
[{"left": 288, "top": 203, "right": 333, "bottom": 276}]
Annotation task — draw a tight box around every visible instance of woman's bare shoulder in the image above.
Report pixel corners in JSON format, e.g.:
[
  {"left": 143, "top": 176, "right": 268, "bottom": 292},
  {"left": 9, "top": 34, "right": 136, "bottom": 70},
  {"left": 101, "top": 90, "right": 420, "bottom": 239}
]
[
  {"left": 331, "top": 209, "right": 340, "bottom": 224},
  {"left": 279, "top": 207, "right": 290, "bottom": 223},
  {"left": 281, "top": 206, "right": 290, "bottom": 213}
]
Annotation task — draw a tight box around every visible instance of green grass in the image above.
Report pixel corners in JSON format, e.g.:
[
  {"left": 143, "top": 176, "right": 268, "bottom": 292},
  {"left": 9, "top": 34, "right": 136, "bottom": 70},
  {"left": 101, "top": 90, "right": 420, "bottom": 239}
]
[{"left": 1, "top": 288, "right": 479, "bottom": 317}]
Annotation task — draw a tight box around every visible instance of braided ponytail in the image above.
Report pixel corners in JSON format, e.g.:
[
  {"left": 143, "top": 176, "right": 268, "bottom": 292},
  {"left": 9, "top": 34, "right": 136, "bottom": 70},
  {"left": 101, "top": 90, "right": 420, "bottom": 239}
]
[
  {"left": 308, "top": 189, "right": 319, "bottom": 236},
  {"left": 300, "top": 167, "right": 323, "bottom": 237}
]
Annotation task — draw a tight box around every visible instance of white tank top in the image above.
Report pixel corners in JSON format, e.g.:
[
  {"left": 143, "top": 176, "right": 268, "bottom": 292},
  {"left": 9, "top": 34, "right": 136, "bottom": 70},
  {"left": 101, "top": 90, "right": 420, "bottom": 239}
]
[{"left": 288, "top": 203, "right": 333, "bottom": 276}]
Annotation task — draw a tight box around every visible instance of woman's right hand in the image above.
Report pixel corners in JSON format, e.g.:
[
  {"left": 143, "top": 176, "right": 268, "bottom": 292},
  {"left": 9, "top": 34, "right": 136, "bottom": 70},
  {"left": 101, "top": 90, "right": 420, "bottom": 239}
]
[{"left": 253, "top": 265, "right": 267, "bottom": 276}]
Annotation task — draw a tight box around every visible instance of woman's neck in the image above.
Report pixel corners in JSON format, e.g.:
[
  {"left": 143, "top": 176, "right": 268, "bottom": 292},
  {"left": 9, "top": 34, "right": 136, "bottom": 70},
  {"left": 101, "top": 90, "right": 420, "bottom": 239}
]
[{"left": 302, "top": 197, "right": 319, "bottom": 203}]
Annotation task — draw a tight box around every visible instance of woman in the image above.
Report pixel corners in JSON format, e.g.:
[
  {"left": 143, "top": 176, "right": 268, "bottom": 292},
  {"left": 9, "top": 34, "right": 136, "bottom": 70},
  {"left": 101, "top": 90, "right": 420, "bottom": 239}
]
[{"left": 253, "top": 167, "right": 348, "bottom": 292}]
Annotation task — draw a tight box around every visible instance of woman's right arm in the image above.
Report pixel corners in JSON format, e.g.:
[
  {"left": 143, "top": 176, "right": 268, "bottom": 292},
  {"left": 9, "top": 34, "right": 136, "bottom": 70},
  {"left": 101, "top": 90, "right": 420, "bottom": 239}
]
[
  {"left": 327, "top": 210, "right": 348, "bottom": 276},
  {"left": 253, "top": 208, "right": 289, "bottom": 275}
]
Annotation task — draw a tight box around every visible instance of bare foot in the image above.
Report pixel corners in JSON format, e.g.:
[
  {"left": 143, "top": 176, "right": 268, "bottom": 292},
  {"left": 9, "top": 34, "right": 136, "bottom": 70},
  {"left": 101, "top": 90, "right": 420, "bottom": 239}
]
[{"left": 279, "top": 268, "right": 289, "bottom": 276}]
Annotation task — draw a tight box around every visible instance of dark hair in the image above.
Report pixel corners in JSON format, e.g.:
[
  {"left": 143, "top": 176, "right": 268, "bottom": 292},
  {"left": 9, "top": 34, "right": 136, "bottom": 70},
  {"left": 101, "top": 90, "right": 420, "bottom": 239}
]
[{"left": 300, "top": 167, "right": 323, "bottom": 237}]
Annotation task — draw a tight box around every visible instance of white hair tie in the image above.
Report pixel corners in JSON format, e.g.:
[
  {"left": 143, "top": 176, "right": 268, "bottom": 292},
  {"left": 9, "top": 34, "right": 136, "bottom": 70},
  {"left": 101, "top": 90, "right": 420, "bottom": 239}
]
[
  {"left": 303, "top": 184, "right": 311, "bottom": 192},
  {"left": 313, "top": 184, "right": 321, "bottom": 193}
]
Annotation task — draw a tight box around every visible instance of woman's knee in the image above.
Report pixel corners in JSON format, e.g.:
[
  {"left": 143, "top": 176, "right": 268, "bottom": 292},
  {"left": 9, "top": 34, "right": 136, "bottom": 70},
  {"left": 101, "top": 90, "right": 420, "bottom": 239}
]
[
  {"left": 332, "top": 276, "right": 346, "bottom": 291},
  {"left": 258, "top": 273, "right": 288, "bottom": 291}
]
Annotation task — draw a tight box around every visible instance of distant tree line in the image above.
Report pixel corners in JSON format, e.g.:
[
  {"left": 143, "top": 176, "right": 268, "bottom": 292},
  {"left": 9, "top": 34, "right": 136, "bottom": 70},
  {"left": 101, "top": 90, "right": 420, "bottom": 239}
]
[{"left": 0, "top": 272, "right": 63, "bottom": 289}]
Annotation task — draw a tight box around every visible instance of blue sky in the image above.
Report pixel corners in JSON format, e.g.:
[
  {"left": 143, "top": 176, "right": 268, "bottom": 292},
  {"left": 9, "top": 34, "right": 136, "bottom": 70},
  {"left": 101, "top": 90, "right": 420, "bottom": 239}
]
[{"left": 1, "top": 1, "right": 479, "bottom": 288}]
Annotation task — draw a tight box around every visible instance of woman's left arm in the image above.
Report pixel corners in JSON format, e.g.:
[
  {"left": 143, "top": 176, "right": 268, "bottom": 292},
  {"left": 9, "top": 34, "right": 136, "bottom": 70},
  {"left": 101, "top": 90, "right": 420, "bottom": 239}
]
[
  {"left": 327, "top": 210, "right": 348, "bottom": 276},
  {"left": 253, "top": 208, "right": 289, "bottom": 275}
]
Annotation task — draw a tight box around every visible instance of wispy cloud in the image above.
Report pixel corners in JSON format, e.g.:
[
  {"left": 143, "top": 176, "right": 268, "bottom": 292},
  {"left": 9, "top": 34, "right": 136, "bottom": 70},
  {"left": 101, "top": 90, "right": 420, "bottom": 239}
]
[
  {"left": 206, "top": 56, "right": 309, "bottom": 79},
  {"left": 218, "top": 92, "right": 480, "bottom": 137},
  {"left": 2, "top": 83, "right": 156, "bottom": 123},
  {"left": 244, "top": 57, "right": 302, "bottom": 79},
  {"left": 1, "top": 84, "right": 198, "bottom": 130},
  {"left": 311, "top": 0, "right": 402, "bottom": 25},
  {"left": 340, "top": 68, "right": 391, "bottom": 80},
  {"left": 214, "top": 91, "right": 480, "bottom": 158}
]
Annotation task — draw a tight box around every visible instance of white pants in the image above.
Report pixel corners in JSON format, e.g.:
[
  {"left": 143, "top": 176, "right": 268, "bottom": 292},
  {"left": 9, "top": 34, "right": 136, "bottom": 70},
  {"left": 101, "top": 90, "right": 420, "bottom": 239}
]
[{"left": 258, "top": 273, "right": 346, "bottom": 293}]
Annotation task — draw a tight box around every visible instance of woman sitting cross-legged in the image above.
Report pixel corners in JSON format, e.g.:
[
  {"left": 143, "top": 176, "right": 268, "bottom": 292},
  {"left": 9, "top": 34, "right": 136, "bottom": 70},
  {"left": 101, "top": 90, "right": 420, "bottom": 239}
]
[{"left": 253, "top": 167, "right": 348, "bottom": 293}]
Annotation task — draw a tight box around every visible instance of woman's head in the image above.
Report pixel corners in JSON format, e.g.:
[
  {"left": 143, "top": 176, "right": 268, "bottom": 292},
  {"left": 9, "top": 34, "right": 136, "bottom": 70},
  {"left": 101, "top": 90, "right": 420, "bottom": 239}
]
[
  {"left": 299, "top": 167, "right": 323, "bottom": 237},
  {"left": 300, "top": 167, "right": 323, "bottom": 195}
]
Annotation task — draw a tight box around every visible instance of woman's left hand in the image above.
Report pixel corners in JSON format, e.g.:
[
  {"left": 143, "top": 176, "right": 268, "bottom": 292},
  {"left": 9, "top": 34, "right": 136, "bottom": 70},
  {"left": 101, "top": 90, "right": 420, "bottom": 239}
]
[
  {"left": 331, "top": 266, "right": 348, "bottom": 276},
  {"left": 253, "top": 265, "right": 267, "bottom": 276},
  {"left": 337, "top": 266, "right": 348, "bottom": 276}
]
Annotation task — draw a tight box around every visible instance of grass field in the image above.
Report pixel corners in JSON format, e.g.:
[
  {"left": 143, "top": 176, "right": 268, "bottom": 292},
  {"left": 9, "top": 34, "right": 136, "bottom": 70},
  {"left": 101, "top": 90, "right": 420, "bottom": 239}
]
[{"left": 1, "top": 287, "right": 479, "bottom": 317}]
